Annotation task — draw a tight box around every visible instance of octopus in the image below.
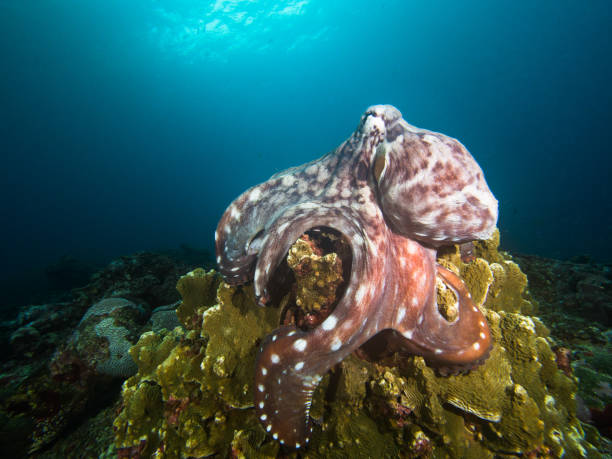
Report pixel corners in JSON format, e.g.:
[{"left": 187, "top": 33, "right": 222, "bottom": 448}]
[{"left": 215, "top": 105, "right": 498, "bottom": 449}]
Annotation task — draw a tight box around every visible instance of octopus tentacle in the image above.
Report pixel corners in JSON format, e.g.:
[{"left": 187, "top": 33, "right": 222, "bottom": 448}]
[
  {"left": 252, "top": 202, "right": 365, "bottom": 304},
  {"left": 254, "top": 214, "right": 380, "bottom": 448},
  {"left": 407, "top": 265, "right": 491, "bottom": 369}
]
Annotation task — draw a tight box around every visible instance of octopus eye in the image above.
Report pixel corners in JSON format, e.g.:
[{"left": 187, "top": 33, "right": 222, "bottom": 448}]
[{"left": 373, "top": 144, "right": 387, "bottom": 183}]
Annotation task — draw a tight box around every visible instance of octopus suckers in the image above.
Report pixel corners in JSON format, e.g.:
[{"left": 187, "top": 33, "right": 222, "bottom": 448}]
[
  {"left": 270, "top": 353, "right": 280, "bottom": 364},
  {"left": 330, "top": 338, "right": 342, "bottom": 351},
  {"left": 294, "top": 361, "right": 305, "bottom": 371},
  {"left": 293, "top": 339, "right": 307, "bottom": 352},
  {"left": 321, "top": 315, "right": 338, "bottom": 330}
]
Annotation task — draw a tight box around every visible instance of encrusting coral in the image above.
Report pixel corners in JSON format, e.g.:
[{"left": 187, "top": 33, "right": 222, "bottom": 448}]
[{"left": 114, "top": 231, "right": 602, "bottom": 458}]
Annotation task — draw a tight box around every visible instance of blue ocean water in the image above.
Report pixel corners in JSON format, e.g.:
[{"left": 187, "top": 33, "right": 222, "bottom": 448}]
[{"left": 1, "top": 0, "right": 611, "bottom": 310}]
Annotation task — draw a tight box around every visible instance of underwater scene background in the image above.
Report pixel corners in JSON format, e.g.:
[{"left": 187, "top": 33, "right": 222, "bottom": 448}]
[{"left": 1, "top": 0, "right": 611, "bottom": 457}]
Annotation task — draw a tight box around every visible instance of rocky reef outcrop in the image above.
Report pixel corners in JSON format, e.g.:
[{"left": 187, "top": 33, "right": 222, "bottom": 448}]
[{"left": 114, "top": 231, "right": 603, "bottom": 457}]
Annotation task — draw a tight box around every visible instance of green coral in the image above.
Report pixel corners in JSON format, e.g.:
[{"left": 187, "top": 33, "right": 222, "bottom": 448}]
[{"left": 114, "top": 233, "right": 602, "bottom": 458}]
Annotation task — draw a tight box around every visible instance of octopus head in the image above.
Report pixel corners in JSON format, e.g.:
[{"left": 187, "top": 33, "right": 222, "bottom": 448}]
[{"left": 363, "top": 105, "right": 498, "bottom": 247}]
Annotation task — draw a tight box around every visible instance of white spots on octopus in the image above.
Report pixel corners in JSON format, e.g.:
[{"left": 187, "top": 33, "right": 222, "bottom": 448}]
[
  {"left": 230, "top": 205, "right": 241, "bottom": 220},
  {"left": 321, "top": 315, "right": 338, "bottom": 331},
  {"left": 355, "top": 285, "right": 368, "bottom": 303},
  {"left": 261, "top": 367, "right": 267, "bottom": 376},
  {"left": 325, "top": 184, "right": 339, "bottom": 197},
  {"left": 316, "top": 167, "right": 331, "bottom": 183},
  {"left": 292, "top": 339, "right": 307, "bottom": 352},
  {"left": 361, "top": 200, "right": 378, "bottom": 218},
  {"left": 294, "top": 361, "right": 304, "bottom": 371},
  {"left": 396, "top": 307, "right": 406, "bottom": 323},
  {"left": 330, "top": 337, "right": 342, "bottom": 351},
  {"left": 248, "top": 188, "right": 262, "bottom": 202},
  {"left": 480, "top": 332, "right": 487, "bottom": 340},
  {"left": 281, "top": 175, "right": 296, "bottom": 187},
  {"left": 473, "top": 342, "right": 481, "bottom": 351},
  {"left": 258, "top": 384, "right": 265, "bottom": 392},
  {"left": 259, "top": 401, "right": 264, "bottom": 409},
  {"left": 403, "top": 329, "right": 414, "bottom": 339},
  {"left": 260, "top": 414, "right": 267, "bottom": 421},
  {"left": 340, "top": 187, "right": 352, "bottom": 199},
  {"left": 305, "top": 164, "right": 318, "bottom": 176},
  {"left": 411, "top": 296, "right": 419, "bottom": 307},
  {"left": 270, "top": 353, "right": 280, "bottom": 364}
]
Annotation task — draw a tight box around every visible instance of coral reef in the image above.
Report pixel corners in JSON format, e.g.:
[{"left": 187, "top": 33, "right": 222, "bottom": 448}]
[
  {"left": 114, "top": 231, "right": 603, "bottom": 457},
  {"left": 0, "top": 250, "right": 204, "bottom": 456},
  {"left": 114, "top": 269, "right": 282, "bottom": 457},
  {"left": 515, "top": 254, "right": 612, "bottom": 442}
]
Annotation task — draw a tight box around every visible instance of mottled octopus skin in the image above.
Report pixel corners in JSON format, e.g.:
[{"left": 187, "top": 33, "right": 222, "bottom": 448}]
[{"left": 215, "top": 105, "right": 498, "bottom": 448}]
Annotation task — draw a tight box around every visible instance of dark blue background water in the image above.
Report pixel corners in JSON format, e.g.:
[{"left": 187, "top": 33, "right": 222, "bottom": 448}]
[{"left": 1, "top": 0, "right": 611, "bottom": 309}]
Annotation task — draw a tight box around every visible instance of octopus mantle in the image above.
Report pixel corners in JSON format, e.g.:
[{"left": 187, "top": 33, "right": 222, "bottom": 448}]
[{"left": 215, "top": 105, "right": 498, "bottom": 448}]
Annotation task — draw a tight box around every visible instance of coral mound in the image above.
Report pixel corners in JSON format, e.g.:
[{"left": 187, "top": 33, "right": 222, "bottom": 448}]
[{"left": 114, "top": 233, "right": 602, "bottom": 458}]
